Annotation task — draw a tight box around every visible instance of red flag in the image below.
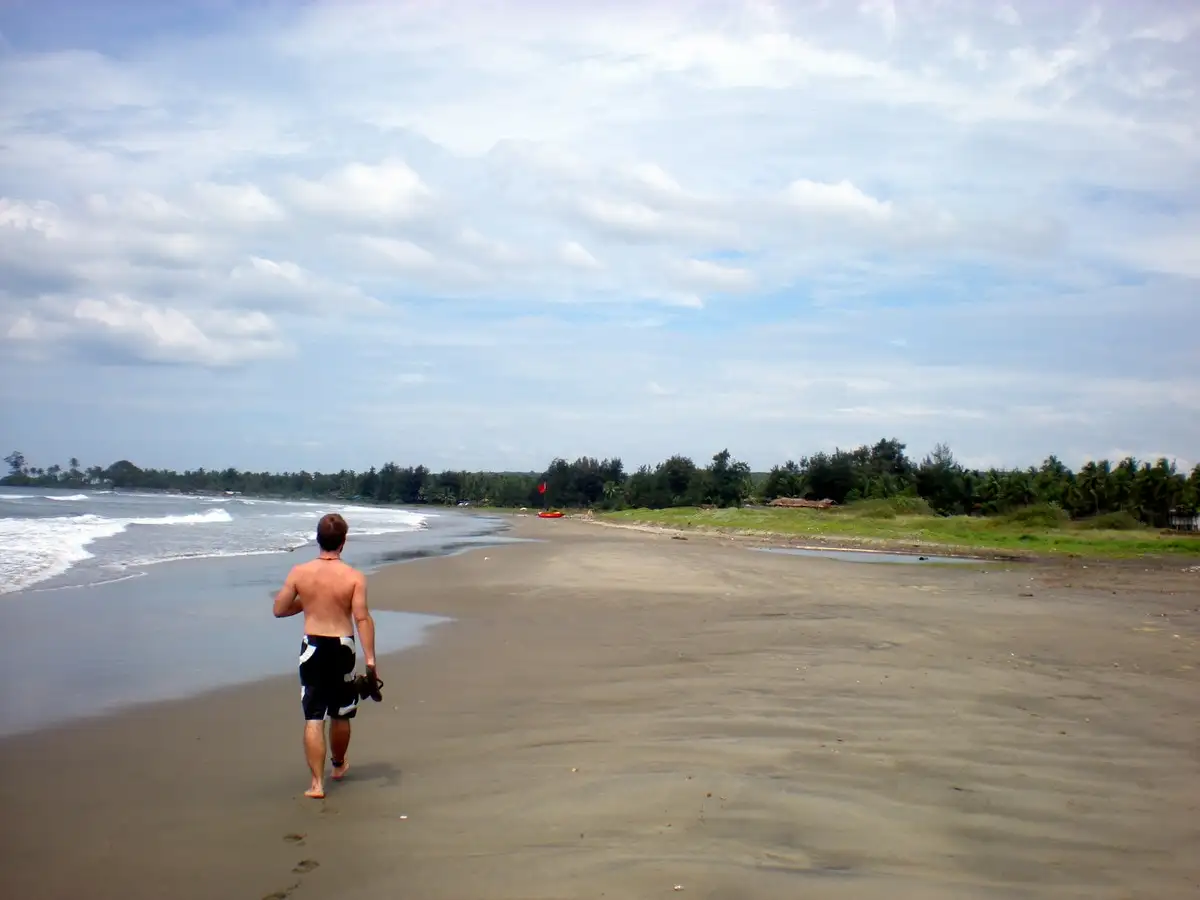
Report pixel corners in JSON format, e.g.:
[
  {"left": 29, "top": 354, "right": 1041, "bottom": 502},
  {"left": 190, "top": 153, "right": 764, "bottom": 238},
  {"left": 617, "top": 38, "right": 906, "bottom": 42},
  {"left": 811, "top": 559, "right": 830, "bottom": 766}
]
[{"left": 537, "top": 482, "right": 547, "bottom": 494}]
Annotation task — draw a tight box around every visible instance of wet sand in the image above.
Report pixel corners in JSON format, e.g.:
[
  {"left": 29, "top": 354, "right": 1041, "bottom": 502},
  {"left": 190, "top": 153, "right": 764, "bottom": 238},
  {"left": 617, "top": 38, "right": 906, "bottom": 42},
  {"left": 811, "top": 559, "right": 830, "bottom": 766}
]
[{"left": 1, "top": 518, "right": 1197, "bottom": 899}]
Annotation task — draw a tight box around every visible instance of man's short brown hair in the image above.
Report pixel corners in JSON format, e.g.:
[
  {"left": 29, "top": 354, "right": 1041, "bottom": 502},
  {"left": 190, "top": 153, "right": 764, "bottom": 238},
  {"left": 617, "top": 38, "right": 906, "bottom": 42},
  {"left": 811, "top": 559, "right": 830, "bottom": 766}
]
[{"left": 316, "top": 513, "right": 348, "bottom": 552}]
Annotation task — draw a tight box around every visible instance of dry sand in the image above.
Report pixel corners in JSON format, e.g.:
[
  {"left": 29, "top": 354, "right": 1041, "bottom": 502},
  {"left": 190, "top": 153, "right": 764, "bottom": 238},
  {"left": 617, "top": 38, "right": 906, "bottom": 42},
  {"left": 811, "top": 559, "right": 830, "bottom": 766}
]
[{"left": 1, "top": 518, "right": 1198, "bottom": 899}]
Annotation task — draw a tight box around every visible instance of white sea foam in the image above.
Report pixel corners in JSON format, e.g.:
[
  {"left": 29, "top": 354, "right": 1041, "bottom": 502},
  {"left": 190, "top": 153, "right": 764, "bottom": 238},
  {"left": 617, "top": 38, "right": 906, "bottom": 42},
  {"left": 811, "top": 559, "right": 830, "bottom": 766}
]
[
  {"left": 47, "top": 494, "right": 89, "bottom": 501},
  {"left": 0, "top": 494, "right": 35, "bottom": 500},
  {"left": 277, "top": 507, "right": 429, "bottom": 536},
  {"left": 1, "top": 497, "right": 434, "bottom": 595},
  {"left": 354, "top": 509, "right": 431, "bottom": 536},
  {"left": 0, "top": 515, "right": 129, "bottom": 594},
  {"left": 357, "top": 524, "right": 428, "bottom": 536},
  {"left": 0, "top": 508, "right": 234, "bottom": 595},
  {"left": 129, "top": 508, "right": 232, "bottom": 527}
]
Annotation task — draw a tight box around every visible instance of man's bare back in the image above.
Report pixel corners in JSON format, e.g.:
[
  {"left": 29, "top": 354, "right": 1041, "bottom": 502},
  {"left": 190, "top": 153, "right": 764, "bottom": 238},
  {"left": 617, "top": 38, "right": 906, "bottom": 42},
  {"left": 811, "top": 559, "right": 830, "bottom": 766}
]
[{"left": 275, "top": 556, "right": 373, "bottom": 642}]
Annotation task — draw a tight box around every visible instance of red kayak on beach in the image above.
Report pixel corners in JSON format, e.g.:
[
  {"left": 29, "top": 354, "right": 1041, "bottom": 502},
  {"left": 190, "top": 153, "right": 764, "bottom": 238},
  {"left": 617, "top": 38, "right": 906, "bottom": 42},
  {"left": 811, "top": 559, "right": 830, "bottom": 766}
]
[{"left": 537, "top": 510, "right": 564, "bottom": 518}]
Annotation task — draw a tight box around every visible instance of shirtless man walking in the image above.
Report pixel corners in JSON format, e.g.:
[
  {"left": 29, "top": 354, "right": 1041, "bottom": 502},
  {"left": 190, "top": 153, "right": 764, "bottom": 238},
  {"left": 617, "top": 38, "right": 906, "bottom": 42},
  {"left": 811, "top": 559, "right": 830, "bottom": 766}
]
[{"left": 273, "top": 513, "right": 377, "bottom": 799}]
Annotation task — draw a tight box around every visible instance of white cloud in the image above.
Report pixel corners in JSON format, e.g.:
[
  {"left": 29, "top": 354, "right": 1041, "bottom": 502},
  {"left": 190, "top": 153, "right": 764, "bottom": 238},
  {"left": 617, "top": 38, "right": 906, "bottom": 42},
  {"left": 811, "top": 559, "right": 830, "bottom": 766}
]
[
  {"left": 457, "top": 228, "right": 523, "bottom": 265},
  {"left": 557, "top": 241, "right": 601, "bottom": 270},
  {"left": 227, "top": 256, "right": 382, "bottom": 313},
  {"left": 85, "top": 190, "right": 187, "bottom": 225},
  {"left": 0, "top": 0, "right": 1196, "bottom": 472},
  {"left": 996, "top": 4, "right": 1022, "bottom": 27},
  {"left": 1131, "top": 11, "right": 1200, "bottom": 43},
  {"left": 284, "top": 160, "right": 433, "bottom": 221},
  {"left": 357, "top": 237, "right": 437, "bottom": 271},
  {"left": 576, "top": 196, "right": 666, "bottom": 238},
  {"left": 0, "top": 49, "right": 160, "bottom": 117},
  {"left": 952, "top": 34, "right": 991, "bottom": 70},
  {"left": 626, "top": 163, "right": 685, "bottom": 197},
  {"left": 1111, "top": 230, "right": 1200, "bottom": 279},
  {"left": 9, "top": 293, "right": 287, "bottom": 367},
  {"left": 191, "top": 183, "right": 286, "bottom": 224},
  {"left": 0, "top": 199, "right": 62, "bottom": 235},
  {"left": 784, "top": 179, "right": 894, "bottom": 222},
  {"left": 673, "top": 259, "right": 756, "bottom": 293},
  {"left": 860, "top": 0, "right": 898, "bottom": 40}
]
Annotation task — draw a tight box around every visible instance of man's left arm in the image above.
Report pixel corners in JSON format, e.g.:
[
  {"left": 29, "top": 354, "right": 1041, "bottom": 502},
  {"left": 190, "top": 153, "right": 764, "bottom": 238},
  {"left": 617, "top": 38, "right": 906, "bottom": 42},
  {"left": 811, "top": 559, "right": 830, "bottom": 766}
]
[{"left": 272, "top": 568, "right": 302, "bottom": 618}]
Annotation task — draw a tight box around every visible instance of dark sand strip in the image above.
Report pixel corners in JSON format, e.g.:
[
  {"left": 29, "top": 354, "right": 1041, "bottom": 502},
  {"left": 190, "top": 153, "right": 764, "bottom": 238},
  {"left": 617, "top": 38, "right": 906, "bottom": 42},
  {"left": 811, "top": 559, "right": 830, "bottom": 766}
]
[{"left": 1, "top": 519, "right": 1197, "bottom": 899}]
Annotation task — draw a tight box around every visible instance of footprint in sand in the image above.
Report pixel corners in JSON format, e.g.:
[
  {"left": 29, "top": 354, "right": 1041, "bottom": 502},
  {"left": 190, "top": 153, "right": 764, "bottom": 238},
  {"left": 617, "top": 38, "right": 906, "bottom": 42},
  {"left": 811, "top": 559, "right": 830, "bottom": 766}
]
[
  {"left": 292, "top": 859, "right": 320, "bottom": 875},
  {"left": 261, "top": 883, "right": 300, "bottom": 900},
  {"left": 282, "top": 833, "right": 306, "bottom": 845}
]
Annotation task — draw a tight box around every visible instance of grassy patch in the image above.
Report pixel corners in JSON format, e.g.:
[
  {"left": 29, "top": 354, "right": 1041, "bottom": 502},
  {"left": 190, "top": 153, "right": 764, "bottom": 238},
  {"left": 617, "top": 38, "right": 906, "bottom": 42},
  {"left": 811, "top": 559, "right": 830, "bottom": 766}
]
[
  {"left": 1072, "top": 510, "right": 1144, "bottom": 531},
  {"left": 598, "top": 505, "right": 1200, "bottom": 560},
  {"left": 842, "top": 496, "right": 935, "bottom": 519},
  {"left": 995, "top": 502, "right": 1070, "bottom": 529}
]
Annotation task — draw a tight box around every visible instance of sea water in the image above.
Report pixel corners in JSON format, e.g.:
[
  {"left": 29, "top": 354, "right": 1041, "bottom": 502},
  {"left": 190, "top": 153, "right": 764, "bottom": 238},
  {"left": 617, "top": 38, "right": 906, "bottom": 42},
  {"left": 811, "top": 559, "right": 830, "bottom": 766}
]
[
  {"left": 753, "top": 546, "right": 984, "bottom": 565},
  {"left": 0, "top": 487, "right": 511, "bottom": 737}
]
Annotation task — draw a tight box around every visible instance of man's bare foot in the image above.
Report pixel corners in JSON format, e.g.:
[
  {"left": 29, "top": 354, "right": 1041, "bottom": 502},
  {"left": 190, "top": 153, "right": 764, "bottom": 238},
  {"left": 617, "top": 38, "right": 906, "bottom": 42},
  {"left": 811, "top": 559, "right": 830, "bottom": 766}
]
[
  {"left": 332, "top": 761, "right": 349, "bottom": 781},
  {"left": 304, "top": 782, "right": 325, "bottom": 799}
]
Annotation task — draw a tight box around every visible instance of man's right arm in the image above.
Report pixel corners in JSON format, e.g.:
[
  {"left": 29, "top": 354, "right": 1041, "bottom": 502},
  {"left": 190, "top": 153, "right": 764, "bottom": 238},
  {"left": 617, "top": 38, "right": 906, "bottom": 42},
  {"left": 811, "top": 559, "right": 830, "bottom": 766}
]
[
  {"left": 351, "top": 572, "right": 377, "bottom": 670},
  {"left": 272, "top": 567, "right": 302, "bottom": 618}
]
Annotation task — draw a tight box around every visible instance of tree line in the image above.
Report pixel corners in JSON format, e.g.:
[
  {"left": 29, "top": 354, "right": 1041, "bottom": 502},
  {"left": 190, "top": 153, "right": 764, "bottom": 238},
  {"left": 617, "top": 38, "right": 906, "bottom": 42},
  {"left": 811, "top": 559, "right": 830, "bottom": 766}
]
[{"left": 4, "top": 440, "right": 1198, "bottom": 527}]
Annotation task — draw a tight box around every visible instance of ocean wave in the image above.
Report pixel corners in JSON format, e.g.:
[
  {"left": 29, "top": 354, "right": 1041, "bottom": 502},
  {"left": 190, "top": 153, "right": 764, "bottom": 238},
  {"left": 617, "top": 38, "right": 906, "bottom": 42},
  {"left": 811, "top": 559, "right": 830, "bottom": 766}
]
[
  {"left": 0, "top": 494, "right": 35, "bottom": 500},
  {"left": 356, "top": 524, "right": 429, "bottom": 536},
  {"left": 47, "top": 494, "right": 89, "bottom": 501},
  {"left": 0, "top": 508, "right": 234, "bottom": 595},
  {"left": 275, "top": 507, "right": 430, "bottom": 534},
  {"left": 0, "top": 515, "right": 129, "bottom": 595},
  {"left": 128, "top": 508, "right": 233, "bottom": 527},
  {"left": 342, "top": 503, "right": 437, "bottom": 519}
]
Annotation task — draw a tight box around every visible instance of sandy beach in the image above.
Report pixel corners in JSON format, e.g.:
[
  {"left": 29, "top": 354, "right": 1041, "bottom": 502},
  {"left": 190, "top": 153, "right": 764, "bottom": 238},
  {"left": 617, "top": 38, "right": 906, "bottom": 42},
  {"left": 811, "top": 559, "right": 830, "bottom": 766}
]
[{"left": 1, "top": 517, "right": 1197, "bottom": 899}]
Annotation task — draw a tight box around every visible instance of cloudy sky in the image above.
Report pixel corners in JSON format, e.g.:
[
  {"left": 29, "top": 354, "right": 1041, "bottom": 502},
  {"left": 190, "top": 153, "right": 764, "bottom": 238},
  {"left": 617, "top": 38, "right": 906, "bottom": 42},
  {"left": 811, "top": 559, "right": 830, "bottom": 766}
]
[{"left": 1, "top": 0, "right": 1197, "bottom": 475}]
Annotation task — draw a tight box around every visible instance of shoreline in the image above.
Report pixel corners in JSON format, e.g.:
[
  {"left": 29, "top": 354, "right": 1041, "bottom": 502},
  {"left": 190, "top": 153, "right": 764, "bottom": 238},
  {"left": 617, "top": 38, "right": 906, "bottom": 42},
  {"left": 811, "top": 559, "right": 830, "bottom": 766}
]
[{"left": 2, "top": 517, "right": 1197, "bottom": 899}]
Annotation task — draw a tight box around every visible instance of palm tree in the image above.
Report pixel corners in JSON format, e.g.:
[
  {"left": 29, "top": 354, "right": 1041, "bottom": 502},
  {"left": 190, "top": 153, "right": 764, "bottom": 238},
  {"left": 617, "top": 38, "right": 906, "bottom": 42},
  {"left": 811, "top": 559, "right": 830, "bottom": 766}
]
[
  {"left": 602, "top": 480, "right": 623, "bottom": 509},
  {"left": 4, "top": 450, "right": 25, "bottom": 476},
  {"left": 1076, "top": 461, "right": 1100, "bottom": 516}
]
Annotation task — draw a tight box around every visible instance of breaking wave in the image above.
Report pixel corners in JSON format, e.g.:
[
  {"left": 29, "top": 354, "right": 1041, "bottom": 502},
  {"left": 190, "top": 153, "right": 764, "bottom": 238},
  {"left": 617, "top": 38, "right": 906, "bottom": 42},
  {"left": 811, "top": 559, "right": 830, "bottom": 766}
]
[{"left": 0, "top": 508, "right": 234, "bottom": 595}]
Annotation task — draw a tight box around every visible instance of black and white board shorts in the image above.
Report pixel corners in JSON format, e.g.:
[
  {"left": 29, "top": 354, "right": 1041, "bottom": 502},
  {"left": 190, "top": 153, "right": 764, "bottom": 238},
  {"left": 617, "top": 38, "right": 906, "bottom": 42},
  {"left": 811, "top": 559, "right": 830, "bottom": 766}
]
[{"left": 298, "top": 634, "right": 358, "bottom": 721}]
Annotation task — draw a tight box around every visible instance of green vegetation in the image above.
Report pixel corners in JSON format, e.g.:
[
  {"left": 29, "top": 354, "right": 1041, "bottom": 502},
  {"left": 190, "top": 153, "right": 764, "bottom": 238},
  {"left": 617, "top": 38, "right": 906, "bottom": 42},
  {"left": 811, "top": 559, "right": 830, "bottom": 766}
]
[
  {"left": 600, "top": 501, "right": 1200, "bottom": 560},
  {"left": 4, "top": 437, "right": 1198, "bottom": 560}
]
